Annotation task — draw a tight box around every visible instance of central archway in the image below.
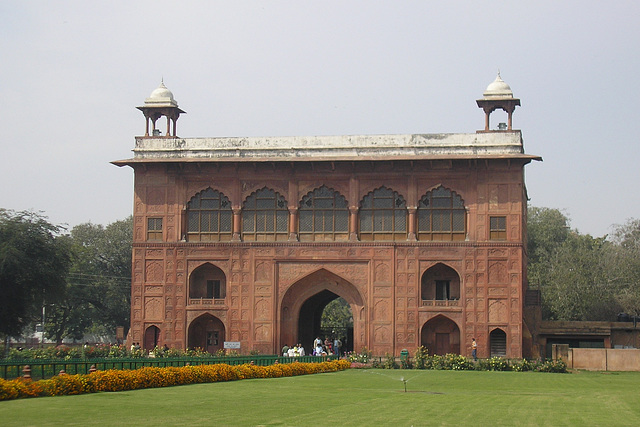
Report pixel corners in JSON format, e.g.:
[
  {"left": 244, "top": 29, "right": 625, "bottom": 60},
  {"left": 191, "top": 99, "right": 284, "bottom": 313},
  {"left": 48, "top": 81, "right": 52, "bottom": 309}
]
[{"left": 280, "top": 269, "right": 365, "bottom": 353}]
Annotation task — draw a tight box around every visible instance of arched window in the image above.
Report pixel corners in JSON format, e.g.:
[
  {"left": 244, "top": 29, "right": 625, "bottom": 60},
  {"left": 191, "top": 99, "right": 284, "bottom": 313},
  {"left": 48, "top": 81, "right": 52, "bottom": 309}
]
[
  {"left": 186, "top": 188, "right": 232, "bottom": 242},
  {"left": 299, "top": 186, "right": 349, "bottom": 241},
  {"left": 359, "top": 187, "right": 407, "bottom": 241},
  {"left": 242, "top": 188, "right": 289, "bottom": 241},
  {"left": 420, "top": 263, "right": 461, "bottom": 303},
  {"left": 417, "top": 186, "right": 466, "bottom": 241},
  {"left": 189, "top": 263, "right": 226, "bottom": 300}
]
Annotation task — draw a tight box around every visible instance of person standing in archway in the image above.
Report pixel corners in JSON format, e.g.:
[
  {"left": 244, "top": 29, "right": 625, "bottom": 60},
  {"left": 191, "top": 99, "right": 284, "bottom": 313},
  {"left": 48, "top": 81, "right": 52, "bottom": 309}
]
[
  {"left": 333, "top": 337, "right": 342, "bottom": 357},
  {"left": 324, "top": 337, "right": 332, "bottom": 354},
  {"left": 472, "top": 338, "right": 478, "bottom": 361}
]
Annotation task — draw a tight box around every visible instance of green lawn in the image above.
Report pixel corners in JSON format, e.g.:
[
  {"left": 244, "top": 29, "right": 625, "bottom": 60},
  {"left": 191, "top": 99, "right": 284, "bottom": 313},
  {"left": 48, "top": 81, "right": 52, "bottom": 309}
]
[{"left": 1, "top": 369, "right": 639, "bottom": 426}]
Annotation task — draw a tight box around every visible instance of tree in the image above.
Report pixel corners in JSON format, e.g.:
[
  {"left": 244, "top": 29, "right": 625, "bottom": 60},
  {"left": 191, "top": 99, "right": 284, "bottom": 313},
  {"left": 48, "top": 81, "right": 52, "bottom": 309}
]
[
  {"left": 44, "top": 217, "right": 133, "bottom": 343},
  {"left": 527, "top": 207, "right": 621, "bottom": 321},
  {"left": 608, "top": 219, "right": 640, "bottom": 316},
  {"left": 321, "top": 298, "right": 353, "bottom": 329},
  {"left": 543, "top": 233, "right": 619, "bottom": 320},
  {"left": 0, "top": 210, "right": 71, "bottom": 344},
  {"left": 527, "top": 207, "right": 571, "bottom": 288}
]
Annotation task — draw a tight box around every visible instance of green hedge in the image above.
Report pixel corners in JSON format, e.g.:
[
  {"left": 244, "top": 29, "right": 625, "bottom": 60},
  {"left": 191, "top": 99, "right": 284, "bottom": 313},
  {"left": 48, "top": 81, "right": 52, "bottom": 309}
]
[{"left": 347, "top": 347, "right": 568, "bottom": 373}]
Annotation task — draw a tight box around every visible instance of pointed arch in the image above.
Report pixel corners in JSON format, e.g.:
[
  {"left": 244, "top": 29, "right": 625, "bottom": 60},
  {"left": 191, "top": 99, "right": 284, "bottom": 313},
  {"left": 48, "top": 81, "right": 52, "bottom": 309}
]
[
  {"left": 187, "top": 313, "right": 226, "bottom": 354},
  {"left": 189, "top": 263, "right": 226, "bottom": 300},
  {"left": 298, "top": 185, "right": 349, "bottom": 241},
  {"left": 421, "top": 263, "right": 461, "bottom": 302},
  {"left": 143, "top": 325, "right": 160, "bottom": 350},
  {"left": 242, "top": 187, "right": 288, "bottom": 241},
  {"left": 359, "top": 186, "right": 407, "bottom": 241},
  {"left": 280, "top": 269, "right": 365, "bottom": 353},
  {"left": 421, "top": 315, "right": 461, "bottom": 355},
  {"left": 490, "top": 328, "right": 507, "bottom": 357},
  {"left": 186, "top": 188, "right": 233, "bottom": 242},
  {"left": 417, "top": 185, "right": 466, "bottom": 241}
]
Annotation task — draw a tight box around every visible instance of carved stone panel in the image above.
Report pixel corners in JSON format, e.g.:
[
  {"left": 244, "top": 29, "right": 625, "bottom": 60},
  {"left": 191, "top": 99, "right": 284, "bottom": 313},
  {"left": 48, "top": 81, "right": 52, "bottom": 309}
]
[
  {"left": 145, "top": 261, "right": 164, "bottom": 283},
  {"left": 488, "top": 261, "right": 507, "bottom": 284},
  {"left": 374, "top": 300, "right": 389, "bottom": 319},
  {"left": 254, "top": 324, "right": 271, "bottom": 342},
  {"left": 374, "top": 325, "right": 391, "bottom": 343},
  {"left": 488, "top": 299, "right": 507, "bottom": 323},
  {"left": 255, "top": 298, "right": 270, "bottom": 321},
  {"left": 144, "top": 297, "right": 163, "bottom": 321},
  {"left": 255, "top": 262, "right": 271, "bottom": 281}
]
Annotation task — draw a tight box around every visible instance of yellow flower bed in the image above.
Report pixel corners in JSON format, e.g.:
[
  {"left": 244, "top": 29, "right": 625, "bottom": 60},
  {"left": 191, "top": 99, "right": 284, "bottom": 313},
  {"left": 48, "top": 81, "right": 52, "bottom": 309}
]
[{"left": 0, "top": 359, "right": 351, "bottom": 401}]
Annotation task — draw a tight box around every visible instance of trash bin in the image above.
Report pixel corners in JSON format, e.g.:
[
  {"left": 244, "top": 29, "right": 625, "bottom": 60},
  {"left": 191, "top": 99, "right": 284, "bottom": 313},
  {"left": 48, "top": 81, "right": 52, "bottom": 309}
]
[{"left": 400, "top": 349, "right": 409, "bottom": 362}]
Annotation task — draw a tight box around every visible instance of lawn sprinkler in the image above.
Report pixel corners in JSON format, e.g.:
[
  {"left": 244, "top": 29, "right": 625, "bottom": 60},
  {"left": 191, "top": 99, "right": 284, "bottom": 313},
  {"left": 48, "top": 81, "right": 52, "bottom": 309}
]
[{"left": 401, "top": 376, "right": 407, "bottom": 392}]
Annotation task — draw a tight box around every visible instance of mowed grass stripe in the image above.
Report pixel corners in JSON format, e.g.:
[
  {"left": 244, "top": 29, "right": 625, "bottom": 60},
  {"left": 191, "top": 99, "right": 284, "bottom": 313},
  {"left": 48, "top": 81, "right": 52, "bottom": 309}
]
[{"left": 1, "top": 369, "right": 639, "bottom": 426}]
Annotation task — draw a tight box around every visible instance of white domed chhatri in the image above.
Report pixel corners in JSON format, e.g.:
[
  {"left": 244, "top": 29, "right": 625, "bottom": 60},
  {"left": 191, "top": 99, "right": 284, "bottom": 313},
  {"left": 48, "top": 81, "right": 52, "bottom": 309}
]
[
  {"left": 476, "top": 71, "right": 520, "bottom": 131},
  {"left": 137, "top": 80, "right": 185, "bottom": 137},
  {"left": 144, "top": 81, "right": 179, "bottom": 108},
  {"left": 483, "top": 72, "right": 514, "bottom": 99}
]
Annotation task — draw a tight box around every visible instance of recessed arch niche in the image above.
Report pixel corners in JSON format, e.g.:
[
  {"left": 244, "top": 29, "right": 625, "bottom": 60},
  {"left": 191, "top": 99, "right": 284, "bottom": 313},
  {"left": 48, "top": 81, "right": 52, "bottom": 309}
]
[
  {"left": 189, "top": 263, "right": 226, "bottom": 300},
  {"left": 187, "top": 313, "right": 226, "bottom": 354},
  {"left": 420, "top": 315, "right": 461, "bottom": 355},
  {"left": 421, "top": 263, "right": 461, "bottom": 301}
]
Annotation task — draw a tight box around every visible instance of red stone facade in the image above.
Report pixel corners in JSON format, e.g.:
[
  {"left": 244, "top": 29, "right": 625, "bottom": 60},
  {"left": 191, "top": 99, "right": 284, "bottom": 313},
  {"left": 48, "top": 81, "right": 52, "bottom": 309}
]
[
  {"left": 121, "top": 155, "right": 534, "bottom": 358},
  {"left": 117, "top": 77, "right": 539, "bottom": 358}
]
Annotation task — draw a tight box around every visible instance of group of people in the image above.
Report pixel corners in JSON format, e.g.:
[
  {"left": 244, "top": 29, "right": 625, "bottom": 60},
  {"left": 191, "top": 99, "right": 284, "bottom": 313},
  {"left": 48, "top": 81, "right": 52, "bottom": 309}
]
[
  {"left": 313, "top": 337, "right": 342, "bottom": 357},
  {"left": 282, "top": 343, "right": 306, "bottom": 357},
  {"left": 281, "top": 337, "right": 343, "bottom": 357}
]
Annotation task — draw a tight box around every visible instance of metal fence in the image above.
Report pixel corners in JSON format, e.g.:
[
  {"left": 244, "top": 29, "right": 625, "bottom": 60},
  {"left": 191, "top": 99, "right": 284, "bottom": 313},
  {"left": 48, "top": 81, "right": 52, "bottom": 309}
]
[{"left": 0, "top": 355, "right": 336, "bottom": 380}]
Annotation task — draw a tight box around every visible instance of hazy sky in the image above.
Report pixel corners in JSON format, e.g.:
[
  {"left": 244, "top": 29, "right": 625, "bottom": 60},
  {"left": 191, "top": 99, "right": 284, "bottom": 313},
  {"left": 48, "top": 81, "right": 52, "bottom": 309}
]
[{"left": 1, "top": 1, "right": 638, "bottom": 237}]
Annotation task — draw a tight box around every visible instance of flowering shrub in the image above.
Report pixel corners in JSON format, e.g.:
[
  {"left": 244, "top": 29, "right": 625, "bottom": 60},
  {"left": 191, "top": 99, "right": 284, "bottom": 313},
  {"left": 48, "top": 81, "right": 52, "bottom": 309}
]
[
  {"left": 511, "top": 358, "right": 535, "bottom": 372},
  {"left": 183, "top": 347, "right": 209, "bottom": 358},
  {"left": 477, "top": 356, "right": 511, "bottom": 371},
  {"left": 348, "top": 362, "right": 370, "bottom": 369},
  {"left": 82, "top": 344, "right": 111, "bottom": 359},
  {"left": 413, "top": 346, "right": 429, "bottom": 369},
  {"left": 369, "top": 349, "right": 567, "bottom": 374},
  {"left": 0, "top": 359, "right": 351, "bottom": 401},
  {"left": 537, "top": 358, "right": 567, "bottom": 373},
  {"left": 383, "top": 353, "right": 399, "bottom": 369},
  {"left": 346, "top": 347, "right": 373, "bottom": 364}
]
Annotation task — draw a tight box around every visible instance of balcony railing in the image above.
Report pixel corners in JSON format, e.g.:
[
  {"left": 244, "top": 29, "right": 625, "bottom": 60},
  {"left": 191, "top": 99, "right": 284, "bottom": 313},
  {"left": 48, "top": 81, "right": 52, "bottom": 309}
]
[
  {"left": 188, "top": 298, "right": 226, "bottom": 306},
  {"left": 421, "top": 299, "right": 460, "bottom": 307}
]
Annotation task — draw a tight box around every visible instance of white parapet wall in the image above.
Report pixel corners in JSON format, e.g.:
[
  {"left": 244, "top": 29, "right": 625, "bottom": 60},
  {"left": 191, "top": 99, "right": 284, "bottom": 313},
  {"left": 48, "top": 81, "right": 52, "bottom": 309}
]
[{"left": 130, "top": 132, "right": 527, "bottom": 161}]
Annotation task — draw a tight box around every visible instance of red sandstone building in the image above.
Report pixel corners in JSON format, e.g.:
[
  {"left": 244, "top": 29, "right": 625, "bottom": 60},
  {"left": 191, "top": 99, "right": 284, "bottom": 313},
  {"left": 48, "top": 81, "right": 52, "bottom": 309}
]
[{"left": 114, "top": 74, "right": 541, "bottom": 358}]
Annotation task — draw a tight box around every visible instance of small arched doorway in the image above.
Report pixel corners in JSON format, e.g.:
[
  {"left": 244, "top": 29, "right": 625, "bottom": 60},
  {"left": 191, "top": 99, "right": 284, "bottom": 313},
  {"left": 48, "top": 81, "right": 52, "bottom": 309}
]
[
  {"left": 143, "top": 325, "right": 160, "bottom": 350},
  {"left": 188, "top": 314, "right": 226, "bottom": 354},
  {"left": 490, "top": 328, "right": 507, "bottom": 357},
  {"left": 280, "top": 269, "right": 364, "bottom": 354},
  {"left": 421, "top": 315, "right": 460, "bottom": 355}
]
